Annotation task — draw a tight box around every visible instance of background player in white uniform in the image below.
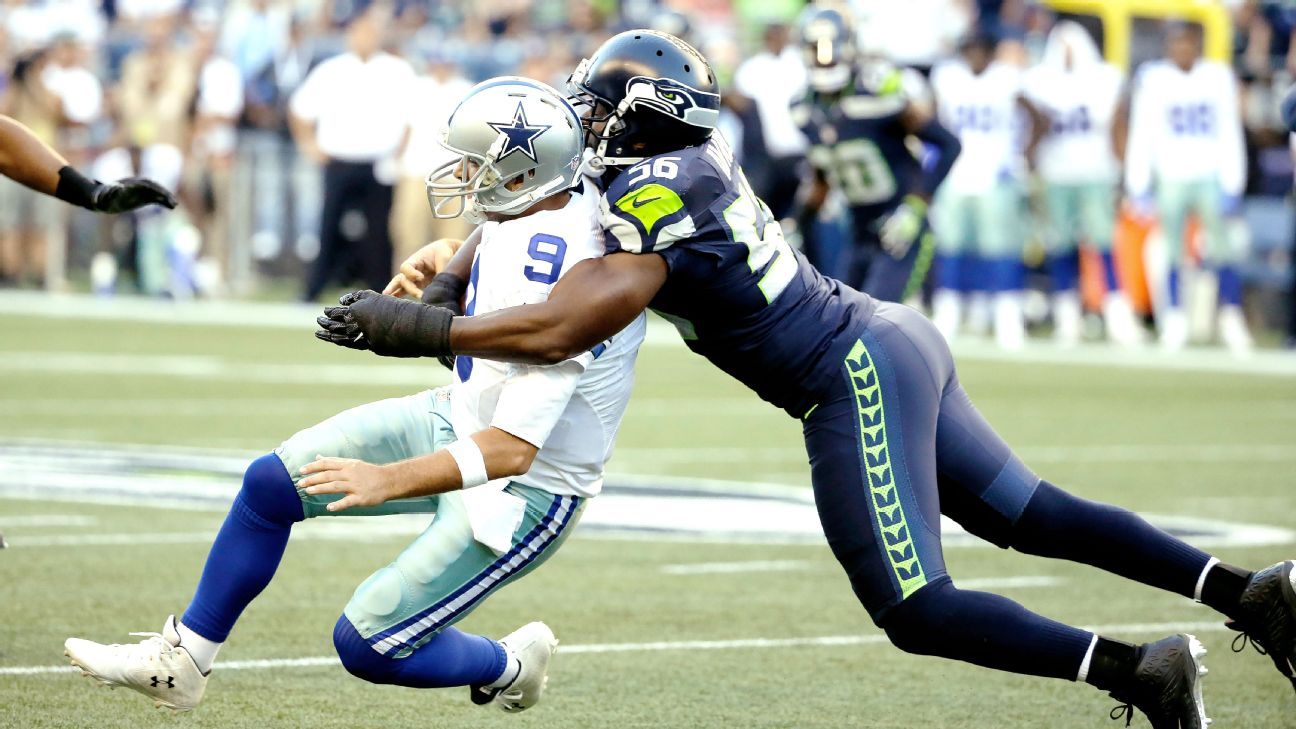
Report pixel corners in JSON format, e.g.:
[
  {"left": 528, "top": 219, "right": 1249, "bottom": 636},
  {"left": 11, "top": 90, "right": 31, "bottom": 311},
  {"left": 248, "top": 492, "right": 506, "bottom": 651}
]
[
  {"left": 1024, "top": 21, "right": 1140, "bottom": 347},
  {"left": 1125, "top": 23, "right": 1250, "bottom": 352},
  {"left": 930, "top": 32, "right": 1046, "bottom": 349},
  {"left": 64, "top": 78, "right": 643, "bottom": 715}
]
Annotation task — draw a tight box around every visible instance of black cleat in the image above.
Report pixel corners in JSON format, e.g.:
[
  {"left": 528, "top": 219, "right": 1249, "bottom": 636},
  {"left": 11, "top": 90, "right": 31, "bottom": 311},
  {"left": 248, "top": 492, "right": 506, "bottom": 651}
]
[
  {"left": 1107, "top": 634, "right": 1209, "bottom": 729},
  {"left": 1228, "top": 560, "right": 1296, "bottom": 694}
]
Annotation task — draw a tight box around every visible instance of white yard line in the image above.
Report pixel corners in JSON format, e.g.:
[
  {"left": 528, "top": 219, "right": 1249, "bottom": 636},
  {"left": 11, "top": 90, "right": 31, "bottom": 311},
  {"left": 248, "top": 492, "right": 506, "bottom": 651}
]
[
  {"left": 662, "top": 560, "right": 813, "bottom": 575},
  {"left": 0, "top": 620, "right": 1230, "bottom": 676},
  {"left": 4, "top": 291, "right": 1296, "bottom": 376},
  {"left": 0, "top": 514, "right": 97, "bottom": 527}
]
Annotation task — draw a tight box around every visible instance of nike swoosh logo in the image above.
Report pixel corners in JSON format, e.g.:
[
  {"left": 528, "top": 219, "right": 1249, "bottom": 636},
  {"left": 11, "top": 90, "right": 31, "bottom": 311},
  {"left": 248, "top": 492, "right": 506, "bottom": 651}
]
[{"left": 631, "top": 195, "right": 662, "bottom": 208}]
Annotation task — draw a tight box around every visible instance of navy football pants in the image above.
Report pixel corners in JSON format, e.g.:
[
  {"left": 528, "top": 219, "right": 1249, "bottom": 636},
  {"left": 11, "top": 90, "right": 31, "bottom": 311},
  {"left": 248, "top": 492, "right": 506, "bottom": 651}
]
[{"left": 803, "top": 302, "right": 1213, "bottom": 632}]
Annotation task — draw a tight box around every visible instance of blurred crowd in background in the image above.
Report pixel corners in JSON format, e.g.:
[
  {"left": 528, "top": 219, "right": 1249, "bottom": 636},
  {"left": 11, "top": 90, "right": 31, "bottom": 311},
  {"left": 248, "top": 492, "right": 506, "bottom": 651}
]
[{"left": 1, "top": 0, "right": 1294, "bottom": 347}]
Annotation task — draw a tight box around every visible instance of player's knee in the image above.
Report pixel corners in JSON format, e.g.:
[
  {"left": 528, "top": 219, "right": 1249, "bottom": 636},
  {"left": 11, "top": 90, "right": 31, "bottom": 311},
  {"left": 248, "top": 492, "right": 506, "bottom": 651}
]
[
  {"left": 879, "top": 581, "right": 958, "bottom": 657},
  {"left": 237, "top": 453, "right": 304, "bottom": 527},
  {"left": 333, "top": 615, "right": 398, "bottom": 685}
]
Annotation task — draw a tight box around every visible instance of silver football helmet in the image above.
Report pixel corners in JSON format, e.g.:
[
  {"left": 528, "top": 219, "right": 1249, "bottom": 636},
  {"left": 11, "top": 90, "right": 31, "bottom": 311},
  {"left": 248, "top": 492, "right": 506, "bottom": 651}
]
[{"left": 427, "top": 77, "right": 583, "bottom": 224}]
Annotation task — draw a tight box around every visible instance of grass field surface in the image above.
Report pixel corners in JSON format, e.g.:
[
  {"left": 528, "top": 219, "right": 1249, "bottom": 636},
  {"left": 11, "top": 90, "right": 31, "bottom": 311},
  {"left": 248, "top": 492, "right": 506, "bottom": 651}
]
[{"left": 1, "top": 295, "right": 1294, "bottom": 728}]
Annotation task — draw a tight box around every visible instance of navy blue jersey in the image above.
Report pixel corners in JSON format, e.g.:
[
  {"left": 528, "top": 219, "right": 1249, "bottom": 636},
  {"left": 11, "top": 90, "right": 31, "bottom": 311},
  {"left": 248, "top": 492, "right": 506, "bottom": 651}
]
[
  {"left": 793, "top": 66, "right": 921, "bottom": 229},
  {"left": 598, "top": 137, "right": 877, "bottom": 417}
]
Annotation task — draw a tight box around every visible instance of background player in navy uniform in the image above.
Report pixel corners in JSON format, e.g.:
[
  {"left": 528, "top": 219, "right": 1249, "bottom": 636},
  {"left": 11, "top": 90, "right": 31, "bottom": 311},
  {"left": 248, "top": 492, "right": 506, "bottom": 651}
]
[
  {"left": 320, "top": 30, "right": 1296, "bottom": 728},
  {"left": 792, "top": 5, "right": 961, "bottom": 303}
]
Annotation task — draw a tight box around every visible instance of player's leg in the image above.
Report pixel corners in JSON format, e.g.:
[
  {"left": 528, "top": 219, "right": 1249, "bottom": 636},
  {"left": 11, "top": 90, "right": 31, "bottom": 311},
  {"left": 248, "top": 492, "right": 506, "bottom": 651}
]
[
  {"left": 861, "top": 218, "right": 935, "bottom": 305},
  {"left": 1043, "top": 183, "right": 1083, "bottom": 346},
  {"left": 1195, "top": 179, "right": 1252, "bottom": 352},
  {"left": 332, "top": 484, "right": 583, "bottom": 712},
  {"left": 806, "top": 306, "right": 1110, "bottom": 685},
  {"left": 1154, "top": 179, "right": 1191, "bottom": 349},
  {"left": 805, "top": 304, "right": 1211, "bottom": 724},
  {"left": 976, "top": 185, "right": 1026, "bottom": 349},
  {"left": 64, "top": 389, "right": 452, "bottom": 709},
  {"left": 931, "top": 190, "right": 970, "bottom": 339},
  {"left": 1081, "top": 181, "right": 1141, "bottom": 345},
  {"left": 932, "top": 342, "right": 1296, "bottom": 695}
]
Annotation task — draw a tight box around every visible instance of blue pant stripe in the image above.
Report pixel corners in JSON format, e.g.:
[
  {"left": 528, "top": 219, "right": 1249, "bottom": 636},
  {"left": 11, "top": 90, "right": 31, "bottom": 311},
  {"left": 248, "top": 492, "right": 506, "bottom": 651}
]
[{"left": 370, "top": 494, "right": 576, "bottom": 655}]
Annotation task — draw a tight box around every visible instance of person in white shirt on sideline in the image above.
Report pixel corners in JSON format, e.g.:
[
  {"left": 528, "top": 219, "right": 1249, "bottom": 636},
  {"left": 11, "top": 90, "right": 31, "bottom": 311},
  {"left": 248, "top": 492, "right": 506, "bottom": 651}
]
[
  {"left": 930, "top": 31, "right": 1047, "bottom": 349},
  {"left": 1023, "top": 21, "right": 1140, "bottom": 347},
  {"left": 733, "top": 22, "right": 809, "bottom": 221},
  {"left": 290, "top": 6, "right": 414, "bottom": 301},
  {"left": 1125, "top": 22, "right": 1251, "bottom": 353}
]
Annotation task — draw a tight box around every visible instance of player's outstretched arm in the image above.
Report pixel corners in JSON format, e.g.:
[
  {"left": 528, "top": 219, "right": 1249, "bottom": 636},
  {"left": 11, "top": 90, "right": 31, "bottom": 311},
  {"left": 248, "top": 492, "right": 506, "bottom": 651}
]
[
  {"left": 383, "top": 226, "right": 483, "bottom": 299},
  {"left": 0, "top": 114, "right": 177, "bottom": 213},
  {"left": 451, "top": 251, "right": 667, "bottom": 364},
  {"left": 317, "top": 252, "right": 666, "bottom": 362},
  {"left": 297, "top": 427, "right": 538, "bottom": 512}
]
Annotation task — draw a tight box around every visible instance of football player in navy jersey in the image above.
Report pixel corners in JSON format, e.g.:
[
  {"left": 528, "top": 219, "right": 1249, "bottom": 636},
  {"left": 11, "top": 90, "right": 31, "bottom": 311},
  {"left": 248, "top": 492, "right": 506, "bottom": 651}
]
[
  {"left": 320, "top": 31, "right": 1296, "bottom": 727},
  {"left": 792, "top": 5, "right": 961, "bottom": 303}
]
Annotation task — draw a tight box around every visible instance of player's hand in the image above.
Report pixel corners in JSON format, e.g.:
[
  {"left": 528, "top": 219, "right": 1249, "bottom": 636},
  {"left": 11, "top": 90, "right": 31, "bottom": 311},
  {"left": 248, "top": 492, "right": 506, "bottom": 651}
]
[
  {"left": 90, "top": 178, "right": 178, "bottom": 214},
  {"left": 315, "top": 290, "right": 378, "bottom": 351},
  {"left": 879, "top": 195, "right": 927, "bottom": 259},
  {"left": 316, "top": 289, "right": 454, "bottom": 358},
  {"left": 298, "top": 456, "right": 396, "bottom": 512},
  {"left": 383, "top": 238, "right": 464, "bottom": 298}
]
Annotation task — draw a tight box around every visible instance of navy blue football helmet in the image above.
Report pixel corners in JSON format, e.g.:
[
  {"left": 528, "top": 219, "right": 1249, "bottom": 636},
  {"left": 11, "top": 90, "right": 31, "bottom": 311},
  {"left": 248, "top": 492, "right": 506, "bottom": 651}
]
[{"left": 566, "top": 29, "right": 720, "bottom": 166}]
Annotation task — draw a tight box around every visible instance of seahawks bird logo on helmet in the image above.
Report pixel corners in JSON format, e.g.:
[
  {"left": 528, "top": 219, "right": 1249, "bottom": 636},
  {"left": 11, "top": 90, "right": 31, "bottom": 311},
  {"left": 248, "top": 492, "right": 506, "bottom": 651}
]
[
  {"left": 798, "top": 3, "right": 858, "bottom": 94},
  {"left": 566, "top": 29, "right": 721, "bottom": 166},
  {"left": 426, "top": 77, "right": 583, "bottom": 224}
]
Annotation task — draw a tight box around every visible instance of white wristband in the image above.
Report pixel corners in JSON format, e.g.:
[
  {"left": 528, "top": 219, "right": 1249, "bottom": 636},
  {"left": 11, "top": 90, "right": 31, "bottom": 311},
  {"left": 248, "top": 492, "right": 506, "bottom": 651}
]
[{"left": 444, "top": 438, "right": 489, "bottom": 489}]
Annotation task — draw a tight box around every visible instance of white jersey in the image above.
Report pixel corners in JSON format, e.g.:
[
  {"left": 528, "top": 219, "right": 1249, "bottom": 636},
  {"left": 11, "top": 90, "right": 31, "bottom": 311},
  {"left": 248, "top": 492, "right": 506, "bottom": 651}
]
[
  {"left": 1023, "top": 22, "right": 1122, "bottom": 184},
  {"left": 450, "top": 179, "right": 645, "bottom": 500},
  {"left": 931, "top": 60, "right": 1023, "bottom": 194},
  {"left": 1124, "top": 59, "right": 1246, "bottom": 198}
]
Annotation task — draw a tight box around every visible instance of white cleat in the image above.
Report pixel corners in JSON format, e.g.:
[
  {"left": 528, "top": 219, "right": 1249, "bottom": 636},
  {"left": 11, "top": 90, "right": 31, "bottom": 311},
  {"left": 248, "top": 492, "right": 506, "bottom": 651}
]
[
  {"left": 1158, "top": 307, "right": 1189, "bottom": 352},
  {"left": 1103, "top": 293, "right": 1144, "bottom": 347},
  {"left": 1218, "top": 305, "right": 1254, "bottom": 356},
  {"left": 993, "top": 292, "right": 1026, "bottom": 350},
  {"left": 64, "top": 615, "right": 207, "bottom": 712},
  {"left": 471, "top": 622, "right": 558, "bottom": 713},
  {"left": 1052, "top": 291, "right": 1082, "bottom": 347}
]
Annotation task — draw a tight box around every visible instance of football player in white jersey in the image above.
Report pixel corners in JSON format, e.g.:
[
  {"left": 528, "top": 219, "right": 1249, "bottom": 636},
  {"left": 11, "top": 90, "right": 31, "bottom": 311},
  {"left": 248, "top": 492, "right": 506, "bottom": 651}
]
[
  {"left": 64, "top": 78, "right": 644, "bottom": 714},
  {"left": 1024, "top": 21, "right": 1141, "bottom": 347},
  {"left": 1125, "top": 23, "right": 1250, "bottom": 352},
  {"left": 930, "top": 32, "right": 1046, "bottom": 349}
]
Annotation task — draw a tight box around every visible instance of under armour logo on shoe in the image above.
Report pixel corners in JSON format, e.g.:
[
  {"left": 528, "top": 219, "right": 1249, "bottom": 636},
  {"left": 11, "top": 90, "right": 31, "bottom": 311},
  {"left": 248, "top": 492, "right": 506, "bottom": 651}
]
[{"left": 150, "top": 675, "right": 175, "bottom": 688}]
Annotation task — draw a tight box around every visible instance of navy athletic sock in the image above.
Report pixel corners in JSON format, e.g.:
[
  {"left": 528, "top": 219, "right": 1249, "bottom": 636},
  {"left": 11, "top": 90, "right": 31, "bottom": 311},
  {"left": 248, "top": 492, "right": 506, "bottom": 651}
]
[
  {"left": 333, "top": 615, "right": 506, "bottom": 688},
  {"left": 985, "top": 256, "right": 1024, "bottom": 293},
  {"left": 1048, "top": 250, "right": 1080, "bottom": 293},
  {"left": 1167, "top": 267, "right": 1182, "bottom": 308},
  {"left": 1011, "top": 481, "right": 1212, "bottom": 599},
  {"left": 180, "top": 454, "right": 304, "bottom": 642},
  {"left": 1216, "top": 265, "right": 1242, "bottom": 306},
  {"left": 881, "top": 579, "right": 1093, "bottom": 680},
  {"left": 1099, "top": 250, "right": 1119, "bottom": 291}
]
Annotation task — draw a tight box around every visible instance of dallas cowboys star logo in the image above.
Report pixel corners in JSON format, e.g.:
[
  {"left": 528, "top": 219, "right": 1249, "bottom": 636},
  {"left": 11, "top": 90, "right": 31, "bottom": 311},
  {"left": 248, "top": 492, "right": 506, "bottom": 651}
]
[{"left": 488, "top": 102, "right": 550, "bottom": 163}]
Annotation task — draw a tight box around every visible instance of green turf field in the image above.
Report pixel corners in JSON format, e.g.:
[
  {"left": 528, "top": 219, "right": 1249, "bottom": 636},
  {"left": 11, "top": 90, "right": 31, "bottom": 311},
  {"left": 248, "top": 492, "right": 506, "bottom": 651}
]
[{"left": 2, "top": 300, "right": 1295, "bottom": 728}]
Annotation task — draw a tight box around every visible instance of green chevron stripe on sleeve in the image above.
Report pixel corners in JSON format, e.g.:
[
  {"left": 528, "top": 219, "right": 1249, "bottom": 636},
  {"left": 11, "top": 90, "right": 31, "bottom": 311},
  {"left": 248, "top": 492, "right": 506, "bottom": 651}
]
[
  {"left": 845, "top": 339, "right": 928, "bottom": 599},
  {"left": 614, "top": 183, "right": 685, "bottom": 236}
]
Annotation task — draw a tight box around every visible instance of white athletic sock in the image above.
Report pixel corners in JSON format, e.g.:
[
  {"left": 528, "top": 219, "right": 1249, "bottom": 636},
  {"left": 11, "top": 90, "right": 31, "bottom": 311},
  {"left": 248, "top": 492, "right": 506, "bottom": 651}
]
[
  {"left": 176, "top": 620, "right": 222, "bottom": 674},
  {"left": 1075, "top": 634, "right": 1099, "bottom": 683},
  {"left": 487, "top": 644, "right": 521, "bottom": 689}
]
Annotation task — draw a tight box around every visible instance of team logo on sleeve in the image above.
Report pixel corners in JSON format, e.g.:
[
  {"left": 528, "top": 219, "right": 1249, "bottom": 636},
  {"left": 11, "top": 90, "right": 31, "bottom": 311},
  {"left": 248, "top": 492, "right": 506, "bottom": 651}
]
[
  {"left": 623, "top": 77, "right": 720, "bottom": 129},
  {"left": 614, "top": 183, "right": 685, "bottom": 235},
  {"left": 488, "top": 102, "right": 550, "bottom": 163}
]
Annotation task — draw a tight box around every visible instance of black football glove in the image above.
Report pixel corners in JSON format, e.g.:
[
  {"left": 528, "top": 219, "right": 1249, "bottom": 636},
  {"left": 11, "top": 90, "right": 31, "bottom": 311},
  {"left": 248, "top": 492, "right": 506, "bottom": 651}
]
[
  {"left": 91, "top": 177, "right": 178, "bottom": 214},
  {"left": 54, "top": 165, "right": 177, "bottom": 213},
  {"left": 316, "top": 290, "right": 454, "bottom": 359},
  {"left": 420, "top": 273, "right": 467, "bottom": 370}
]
